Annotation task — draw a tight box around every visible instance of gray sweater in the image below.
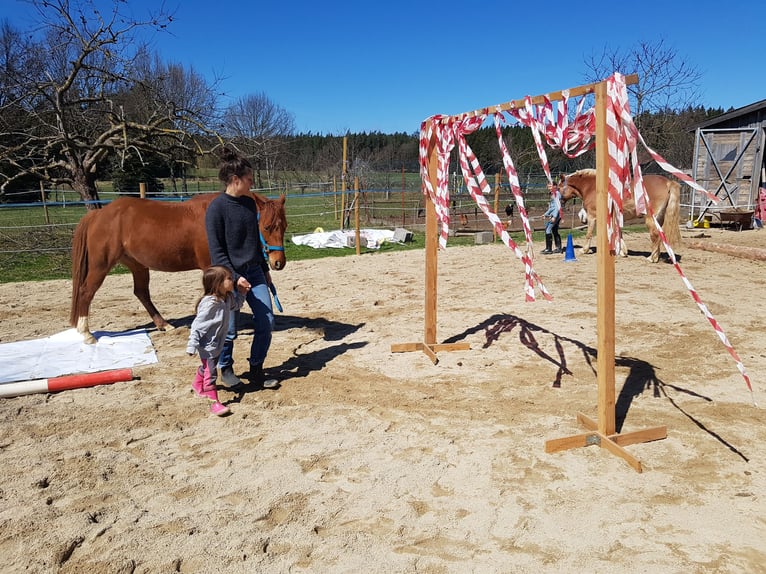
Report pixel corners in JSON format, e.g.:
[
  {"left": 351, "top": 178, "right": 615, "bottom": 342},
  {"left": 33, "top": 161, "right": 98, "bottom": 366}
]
[{"left": 186, "top": 293, "right": 243, "bottom": 359}]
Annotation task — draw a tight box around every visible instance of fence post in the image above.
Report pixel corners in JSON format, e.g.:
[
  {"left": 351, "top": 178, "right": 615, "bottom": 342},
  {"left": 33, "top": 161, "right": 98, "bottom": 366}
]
[
  {"left": 493, "top": 173, "right": 500, "bottom": 241},
  {"left": 401, "top": 165, "right": 406, "bottom": 227},
  {"left": 139, "top": 182, "right": 146, "bottom": 198},
  {"left": 333, "top": 175, "right": 338, "bottom": 220},
  {"left": 354, "top": 176, "right": 361, "bottom": 255},
  {"left": 39, "top": 181, "right": 50, "bottom": 225}
]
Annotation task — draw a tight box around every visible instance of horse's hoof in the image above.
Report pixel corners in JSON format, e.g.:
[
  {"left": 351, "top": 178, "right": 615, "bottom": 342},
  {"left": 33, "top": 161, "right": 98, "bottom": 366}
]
[
  {"left": 83, "top": 333, "right": 97, "bottom": 345},
  {"left": 158, "top": 323, "right": 176, "bottom": 332}
]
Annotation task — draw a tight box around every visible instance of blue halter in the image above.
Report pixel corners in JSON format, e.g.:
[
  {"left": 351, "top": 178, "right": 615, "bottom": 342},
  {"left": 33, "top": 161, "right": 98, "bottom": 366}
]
[{"left": 258, "top": 210, "right": 285, "bottom": 263}]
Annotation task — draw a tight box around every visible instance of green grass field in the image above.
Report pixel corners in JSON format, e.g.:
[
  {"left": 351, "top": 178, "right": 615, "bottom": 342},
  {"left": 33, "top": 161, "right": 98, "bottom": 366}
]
[{"left": 0, "top": 185, "right": 571, "bottom": 284}]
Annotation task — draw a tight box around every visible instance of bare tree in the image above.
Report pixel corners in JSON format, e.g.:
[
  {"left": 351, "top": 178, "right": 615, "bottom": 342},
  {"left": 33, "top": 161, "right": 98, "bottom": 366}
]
[
  {"left": 584, "top": 38, "right": 703, "bottom": 120},
  {"left": 0, "top": 0, "right": 219, "bottom": 206},
  {"left": 132, "top": 52, "right": 220, "bottom": 193},
  {"left": 222, "top": 92, "right": 295, "bottom": 188},
  {"left": 583, "top": 39, "right": 703, "bottom": 168}
]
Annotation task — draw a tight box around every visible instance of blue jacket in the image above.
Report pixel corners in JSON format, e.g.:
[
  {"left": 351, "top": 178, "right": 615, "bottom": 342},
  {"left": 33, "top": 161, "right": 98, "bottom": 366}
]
[{"left": 543, "top": 190, "right": 562, "bottom": 220}]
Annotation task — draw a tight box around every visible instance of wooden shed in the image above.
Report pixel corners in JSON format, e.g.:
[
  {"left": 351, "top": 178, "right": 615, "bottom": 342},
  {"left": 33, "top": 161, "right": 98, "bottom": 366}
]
[{"left": 688, "top": 98, "right": 766, "bottom": 228}]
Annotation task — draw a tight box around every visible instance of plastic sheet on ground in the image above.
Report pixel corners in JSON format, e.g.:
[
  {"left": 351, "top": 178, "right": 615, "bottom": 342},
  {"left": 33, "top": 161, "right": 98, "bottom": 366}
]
[
  {"left": 291, "top": 228, "right": 397, "bottom": 249},
  {"left": 0, "top": 328, "right": 158, "bottom": 384}
]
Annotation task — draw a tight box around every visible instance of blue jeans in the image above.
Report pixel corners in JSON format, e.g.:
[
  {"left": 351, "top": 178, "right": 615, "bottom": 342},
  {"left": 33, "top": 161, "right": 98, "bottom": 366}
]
[
  {"left": 217, "top": 264, "right": 274, "bottom": 372},
  {"left": 545, "top": 216, "right": 561, "bottom": 239}
]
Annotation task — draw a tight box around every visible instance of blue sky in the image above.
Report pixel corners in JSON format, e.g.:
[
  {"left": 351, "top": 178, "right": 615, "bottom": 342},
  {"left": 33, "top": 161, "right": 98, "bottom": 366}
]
[{"left": 2, "top": 0, "right": 765, "bottom": 135}]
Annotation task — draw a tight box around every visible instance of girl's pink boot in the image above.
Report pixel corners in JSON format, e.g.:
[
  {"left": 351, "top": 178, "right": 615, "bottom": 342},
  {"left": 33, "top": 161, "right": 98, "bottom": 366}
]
[
  {"left": 192, "top": 371, "right": 230, "bottom": 416},
  {"left": 209, "top": 400, "right": 230, "bottom": 416}
]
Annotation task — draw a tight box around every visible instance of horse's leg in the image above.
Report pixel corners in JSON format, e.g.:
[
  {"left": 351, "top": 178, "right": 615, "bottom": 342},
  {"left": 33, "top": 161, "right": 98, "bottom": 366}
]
[
  {"left": 647, "top": 217, "right": 661, "bottom": 263},
  {"left": 74, "top": 268, "right": 107, "bottom": 344},
  {"left": 647, "top": 185, "right": 681, "bottom": 263},
  {"left": 73, "top": 255, "right": 118, "bottom": 344},
  {"left": 581, "top": 215, "right": 595, "bottom": 254},
  {"left": 618, "top": 231, "right": 628, "bottom": 257},
  {"left": 70, "top": 213, "right": 101, "bottom": 344},
  {"left": 73, "top": 262, "right": 113, "bottom": 344},
  {"left": 121, "top": 258, "right": 173, "bottom": 331}
]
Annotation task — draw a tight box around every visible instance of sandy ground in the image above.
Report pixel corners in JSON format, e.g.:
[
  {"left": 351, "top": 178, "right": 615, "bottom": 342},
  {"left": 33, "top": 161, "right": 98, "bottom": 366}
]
[{"left": 0, "top": 226, "right": 765, "bottom": 573}]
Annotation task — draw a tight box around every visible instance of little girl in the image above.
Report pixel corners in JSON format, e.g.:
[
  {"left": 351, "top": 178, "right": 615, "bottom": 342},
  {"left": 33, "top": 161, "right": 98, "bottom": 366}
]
[{"left": 186, "top": 266, "right": 243, "bottom": 416}]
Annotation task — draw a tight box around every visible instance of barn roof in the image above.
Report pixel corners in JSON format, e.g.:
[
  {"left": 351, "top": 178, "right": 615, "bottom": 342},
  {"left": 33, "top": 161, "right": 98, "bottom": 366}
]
[{"left": 694, "top": 98, "right": 766, "bottom": 129}]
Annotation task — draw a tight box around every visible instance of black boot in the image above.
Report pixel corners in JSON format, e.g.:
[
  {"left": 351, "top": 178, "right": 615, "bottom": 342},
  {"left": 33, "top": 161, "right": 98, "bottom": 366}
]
[
  {"left": 541, "top": 235, "right": 553, "bottom": 254},
  {"left": 553, "top": 234, "right": 562, "bottom": 253},
  {"left": 249, "top": 364, "right": 280, "bottom": 390},
  {"left": 248, "top": 364, "right": 264, "bottom": 386}
]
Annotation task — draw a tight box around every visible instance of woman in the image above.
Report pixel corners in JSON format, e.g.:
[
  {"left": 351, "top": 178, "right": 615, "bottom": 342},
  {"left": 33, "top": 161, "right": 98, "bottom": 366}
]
[
  {"left": 541, "top": 184, "right": 562, "bottom": 255},
  {"left": 205, "top": 148, "right": 278, "bottom": 390}
]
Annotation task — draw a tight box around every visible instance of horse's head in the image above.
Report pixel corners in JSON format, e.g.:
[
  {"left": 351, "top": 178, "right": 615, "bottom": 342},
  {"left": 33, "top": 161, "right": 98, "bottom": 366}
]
[
  {"left": 254, "top": 194, "right": 288, "bottom": 271},
  {"left": 558, "top": 172, "right": 579, "bottom": 203},
  {"left": 560, "top": 168, "right": 597, "bottom": 203}
]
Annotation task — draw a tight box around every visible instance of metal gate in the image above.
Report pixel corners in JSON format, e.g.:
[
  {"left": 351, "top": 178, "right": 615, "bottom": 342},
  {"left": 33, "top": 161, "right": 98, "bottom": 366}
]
[{"left": 689, "top": 126, "right": 765, "bottom": 225}]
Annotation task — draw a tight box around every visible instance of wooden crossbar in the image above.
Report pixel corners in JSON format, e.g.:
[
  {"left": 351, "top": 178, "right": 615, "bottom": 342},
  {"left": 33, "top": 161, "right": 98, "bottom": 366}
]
[{"left": 436, "top": 74, "right": 638, "bottom": 124}]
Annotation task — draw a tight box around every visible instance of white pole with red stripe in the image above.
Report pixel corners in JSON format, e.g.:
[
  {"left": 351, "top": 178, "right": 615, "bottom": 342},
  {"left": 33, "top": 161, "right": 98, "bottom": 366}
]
[{"left": 0, "top": 368, "right": 134, "bottom": 398}]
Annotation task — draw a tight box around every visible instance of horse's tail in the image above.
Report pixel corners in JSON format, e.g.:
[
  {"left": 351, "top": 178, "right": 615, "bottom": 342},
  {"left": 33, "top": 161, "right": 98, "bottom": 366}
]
[
  {"left": 663, "top": 180, "right": 682, "bottom": 249},
  {"left": 70, "top": 211, "right": 95, "bottom": 326}
]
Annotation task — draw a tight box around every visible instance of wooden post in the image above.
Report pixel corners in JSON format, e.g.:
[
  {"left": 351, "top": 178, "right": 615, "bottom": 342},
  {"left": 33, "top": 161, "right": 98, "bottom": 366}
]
[
  {"left": 333, "top": 175, "right": 338, "bottom": 220},
  {"left": 424, "top": 143, "right": 438, "bottom": 351},
  {"left": 543, "top": 77, "right": 667, "bottom": 472},
  {"left": 39, "top": 181, "right": 50, "bottom": 225},
  {"left": 354, "top": 176, "right": 361, "bottom": 255},
  {"left": 139, "top": 182, "right": 146, "bottom": 199},
  {"left": 493, "top": 173, "right": 500, "bottom": 241},
  {"left": 390, "top": 120, "right": 470, "bottom": 363},
  {"left": 401, "top": 165, "right": 406, "bottom": 227},
  {"left": 594, "top": 80, "right": 616, "bottom": 436},
  {"left": 340, "top": 136, "right": 348, "bottom": 229}
]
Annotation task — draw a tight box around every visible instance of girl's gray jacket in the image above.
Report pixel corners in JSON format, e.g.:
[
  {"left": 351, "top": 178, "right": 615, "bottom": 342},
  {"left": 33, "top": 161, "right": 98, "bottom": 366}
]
[{"left": 186, "top": 292, "right": 243, "bottom": 359}]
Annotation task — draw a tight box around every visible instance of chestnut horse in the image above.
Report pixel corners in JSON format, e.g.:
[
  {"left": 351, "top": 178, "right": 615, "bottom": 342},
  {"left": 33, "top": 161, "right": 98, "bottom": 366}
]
[
  {"left": 558, "top": 169, "right": 681, "bottom": 262},
  {"left": 70, "top": 193, "right": 287, "bottom": 343}
]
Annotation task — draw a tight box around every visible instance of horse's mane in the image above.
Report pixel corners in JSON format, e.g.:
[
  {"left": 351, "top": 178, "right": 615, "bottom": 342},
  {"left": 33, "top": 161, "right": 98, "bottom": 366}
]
[
  {"left": 252, "top": 193, "right": 287, "bottom": 227},
  {"left": 570, "top": 168, "right": 596, "bottom": 178}
]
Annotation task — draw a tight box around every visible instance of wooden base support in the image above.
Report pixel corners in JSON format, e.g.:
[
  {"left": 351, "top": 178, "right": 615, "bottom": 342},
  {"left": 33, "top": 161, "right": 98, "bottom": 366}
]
[
  {"left": 390, "top": 341, "right": 471, "bottom": 365},
  {"left": 545, "top": 412, "right": 667, "bottom": 473}
]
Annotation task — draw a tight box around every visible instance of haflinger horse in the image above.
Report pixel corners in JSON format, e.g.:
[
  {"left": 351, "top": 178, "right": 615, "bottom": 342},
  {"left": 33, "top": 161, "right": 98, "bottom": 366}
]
[
  {"left": 558, "top": 168, "right": 681, "bottom": 262},
  {"left": 70, "top": 193, "right": 287, "bottom": 344}
]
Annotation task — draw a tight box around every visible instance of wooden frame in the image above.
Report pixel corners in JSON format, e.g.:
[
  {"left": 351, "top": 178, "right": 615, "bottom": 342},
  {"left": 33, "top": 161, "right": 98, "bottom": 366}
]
[{"left": 392, "top": 75, "right": 667, "bottom": 472}]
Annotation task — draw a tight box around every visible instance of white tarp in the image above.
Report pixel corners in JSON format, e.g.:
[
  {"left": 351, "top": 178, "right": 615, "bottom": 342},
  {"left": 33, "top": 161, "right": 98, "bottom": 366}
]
[
  {"left": 291, "top": 228, "right": 397, "bottom": 249},
  {"left": 0, "top": 328, "right": 158, "bottom": 384}
]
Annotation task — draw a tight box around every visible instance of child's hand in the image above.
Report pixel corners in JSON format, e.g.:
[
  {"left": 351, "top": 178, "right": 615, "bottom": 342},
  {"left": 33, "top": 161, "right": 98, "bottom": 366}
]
[{"left": 237, "top": 276, "right": 251, "bottom": 294}]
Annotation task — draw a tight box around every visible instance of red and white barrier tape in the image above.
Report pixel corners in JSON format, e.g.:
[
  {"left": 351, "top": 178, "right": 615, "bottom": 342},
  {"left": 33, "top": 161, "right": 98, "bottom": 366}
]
[
  {"left": 605, "top": 73, "right": 753, "bottom": 402},
  {"left": 418, "top": 74, "right": 753, "bottom": 401},
  {"left": 494, "top": 113, "right": 534, "bottom": 246},
  {"left": 455, "top": 117, "right": 552, "bottom": 301}
]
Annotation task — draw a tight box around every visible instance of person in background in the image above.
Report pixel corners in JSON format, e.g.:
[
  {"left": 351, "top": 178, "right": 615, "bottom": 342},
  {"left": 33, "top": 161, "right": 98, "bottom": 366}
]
[
  {"left": 541, "top": 184, "right": 562, "bottom": 254},
  {"left": 205, "top": 147, "right": 279, "bottom": 391},
  {"left": 186, "top": 266, "right": 243, "bottom": 416},
  {"left": 504, "top": 203, "right": 514, "bottom": 230}
]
